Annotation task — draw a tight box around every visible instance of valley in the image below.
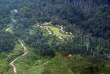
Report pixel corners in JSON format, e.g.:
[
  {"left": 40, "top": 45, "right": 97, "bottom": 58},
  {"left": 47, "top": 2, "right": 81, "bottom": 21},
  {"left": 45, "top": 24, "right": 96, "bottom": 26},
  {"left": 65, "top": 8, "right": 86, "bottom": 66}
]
[{"left": 0, "top": 0, "right": 110, "bottom": 74}]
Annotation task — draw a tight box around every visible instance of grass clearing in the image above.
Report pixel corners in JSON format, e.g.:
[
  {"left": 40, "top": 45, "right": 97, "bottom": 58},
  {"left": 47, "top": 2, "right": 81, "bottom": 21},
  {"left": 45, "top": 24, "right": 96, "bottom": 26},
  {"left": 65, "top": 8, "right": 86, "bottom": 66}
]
[
  {"left": 8, "top": 27, "right": 13, "bottom": 33},
  {"left": 42, "top": 55, "right": 87, "bottom": 74},
  {"left": 43, "top": 25, "right": 71, "bottom": 38}
]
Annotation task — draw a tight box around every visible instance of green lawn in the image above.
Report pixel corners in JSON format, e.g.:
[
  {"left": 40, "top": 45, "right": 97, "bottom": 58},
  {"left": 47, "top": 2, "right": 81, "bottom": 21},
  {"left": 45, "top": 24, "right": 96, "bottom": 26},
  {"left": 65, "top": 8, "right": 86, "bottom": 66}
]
[{"left": 43, "top": 25, "right": 71, "bottom": 38}]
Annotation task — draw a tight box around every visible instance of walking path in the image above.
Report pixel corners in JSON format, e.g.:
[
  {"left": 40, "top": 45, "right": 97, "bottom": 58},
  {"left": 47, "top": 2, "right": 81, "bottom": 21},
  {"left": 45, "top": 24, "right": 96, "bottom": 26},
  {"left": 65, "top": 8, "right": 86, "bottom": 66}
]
[
  {"left": 10, "top": 40, "right": 27, "bottom": 74},
  {"left": 6, "top": 26, "right": 12, "bottom": 31},
  {"left": 6, "top": 10, "right": 27, "bottom": 74}
]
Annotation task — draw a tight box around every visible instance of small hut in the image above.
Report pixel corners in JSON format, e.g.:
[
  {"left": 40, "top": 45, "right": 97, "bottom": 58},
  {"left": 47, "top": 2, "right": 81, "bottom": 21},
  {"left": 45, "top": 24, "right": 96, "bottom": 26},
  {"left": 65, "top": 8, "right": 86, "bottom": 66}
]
[{"left": 65, "top": 54, "right": 72, "bottom": 58}]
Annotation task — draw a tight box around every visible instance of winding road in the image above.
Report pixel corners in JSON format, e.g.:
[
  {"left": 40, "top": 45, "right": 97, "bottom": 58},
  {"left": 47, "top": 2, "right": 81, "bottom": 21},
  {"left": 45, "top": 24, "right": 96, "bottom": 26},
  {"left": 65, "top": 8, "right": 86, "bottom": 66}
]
[
  {"left": 10, "top": 40, "right": 27, "bottom": 74},
  {"left": 6, "top": 25, "right": 27, "bottom": 74},
  {"left": 6, "top": 10, "right": 27, "bottom": 74}
]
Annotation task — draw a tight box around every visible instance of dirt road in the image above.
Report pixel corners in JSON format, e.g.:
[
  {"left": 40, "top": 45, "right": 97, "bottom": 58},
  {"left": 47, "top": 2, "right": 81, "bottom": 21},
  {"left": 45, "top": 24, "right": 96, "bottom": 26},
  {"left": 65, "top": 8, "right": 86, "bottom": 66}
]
[{"left": 10, "top": 40, "right": 27, "bottom": 74}]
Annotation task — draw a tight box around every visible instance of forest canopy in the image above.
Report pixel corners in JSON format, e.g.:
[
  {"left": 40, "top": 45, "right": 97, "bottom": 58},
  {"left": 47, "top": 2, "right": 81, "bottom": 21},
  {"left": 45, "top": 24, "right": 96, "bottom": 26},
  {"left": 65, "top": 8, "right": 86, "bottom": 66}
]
[{"left": 0, "top": 32, "right": 16, "bottom": 52}]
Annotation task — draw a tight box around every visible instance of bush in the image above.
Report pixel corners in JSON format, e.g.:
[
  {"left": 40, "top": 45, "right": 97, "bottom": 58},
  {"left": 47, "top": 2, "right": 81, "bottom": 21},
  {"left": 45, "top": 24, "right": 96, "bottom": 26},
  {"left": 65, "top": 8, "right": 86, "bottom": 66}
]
[{"left": 41, "top": 48, "right": 55, "bottom": 57}]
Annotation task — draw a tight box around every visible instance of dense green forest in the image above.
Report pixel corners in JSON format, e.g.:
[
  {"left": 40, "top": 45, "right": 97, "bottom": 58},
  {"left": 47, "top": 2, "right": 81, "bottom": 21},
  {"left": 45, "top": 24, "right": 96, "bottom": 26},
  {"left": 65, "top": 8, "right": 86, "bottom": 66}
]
[
  {"left": 10, "top": 0, "right": 110, "bottom": 57},
  {"left": 0, "top": 0, "right": 110, "bottom": 74},
  {"left": 0, "top": 32, "right": 16, "bottom": 52}
]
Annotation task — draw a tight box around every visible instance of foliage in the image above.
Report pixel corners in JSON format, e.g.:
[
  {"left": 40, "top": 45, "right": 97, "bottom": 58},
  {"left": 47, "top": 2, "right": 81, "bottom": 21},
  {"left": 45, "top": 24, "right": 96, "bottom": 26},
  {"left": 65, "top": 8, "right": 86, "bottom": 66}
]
[
  {"left": 0, "top": 31, "right": 16, "bottom": 52},
  {"left": 24, "top": 28, "right": 60, "bottom": 57},
  {"left": 0, "top": 0, "right": 110, "bottom": 73}
]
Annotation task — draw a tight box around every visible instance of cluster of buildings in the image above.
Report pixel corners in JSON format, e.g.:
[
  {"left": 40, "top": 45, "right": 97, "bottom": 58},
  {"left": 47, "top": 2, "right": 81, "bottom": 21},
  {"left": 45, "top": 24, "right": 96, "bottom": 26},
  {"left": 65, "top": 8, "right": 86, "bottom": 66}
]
[
  {"left": 37, "top": 25, "right": 52, "bottom": 35},
  {"left": 36, "top": 22, "right": 74, "bottom": 41},
  {"left": 43, "top": 22, "right": 52, "bottom": 25},
  {"left": 54, "top": 34, "right": 64, "bottom": 41},
  {"left": 56, "top": 25, "right": 73, "bottom": 35},
  {"left": 56, "top": 25, "right": 65, "bottom": 33},
  {"left": 37, "top": 24, "right": 64, "bottom": 41},
  {"left": 14, "top": 9, "right": 18, "bottom": 13}
]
